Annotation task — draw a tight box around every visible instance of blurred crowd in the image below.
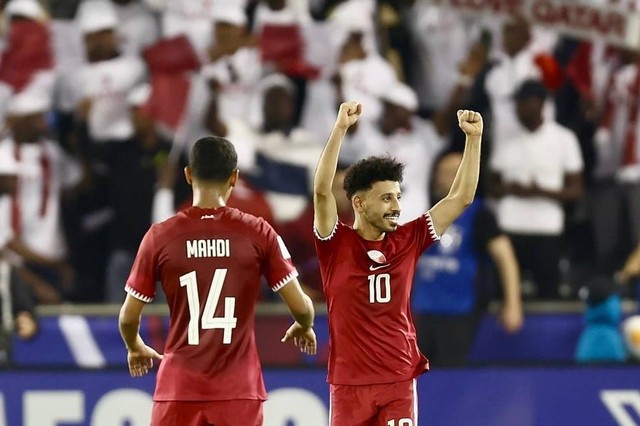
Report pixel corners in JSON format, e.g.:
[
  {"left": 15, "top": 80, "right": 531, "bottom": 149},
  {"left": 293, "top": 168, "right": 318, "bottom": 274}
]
[{"left": 0, "top": 0, "right": 638, "bottom": 328}]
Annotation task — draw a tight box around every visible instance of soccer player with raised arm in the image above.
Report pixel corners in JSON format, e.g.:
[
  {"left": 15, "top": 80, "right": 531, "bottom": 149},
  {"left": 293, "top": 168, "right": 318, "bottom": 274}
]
[
  {"left": 313, "top": 103, "right": 483, "bottom": 425},
  {"left": 118, "top": 136, "right": 316, "bottom": 426}
]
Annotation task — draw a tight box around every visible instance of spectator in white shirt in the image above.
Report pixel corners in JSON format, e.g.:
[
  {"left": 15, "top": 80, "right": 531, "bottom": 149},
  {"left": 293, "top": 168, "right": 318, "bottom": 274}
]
[
  {"left": 489, "top": 80, "right": 584, "bottom": 299},
  {"left": 202, "top": 7, "right": 262, "bottom": 126},
  {"left": 71, "top": 0, "right": 146, "bottom": 145},
  {"left": 483, "top": 15, "right": 554, "bottom": 153},
  {"left": 112, "top": 0, "right": 160, "bottom": 56},
  {"left": 0, "top": 72, "right": 81, "bottom": 304}
]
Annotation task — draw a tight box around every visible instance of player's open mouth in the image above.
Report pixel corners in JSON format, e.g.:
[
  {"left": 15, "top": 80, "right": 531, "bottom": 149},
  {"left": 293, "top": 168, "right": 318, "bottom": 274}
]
[{"left": 384, "top": 214, "right": 399, "bottom": 224}]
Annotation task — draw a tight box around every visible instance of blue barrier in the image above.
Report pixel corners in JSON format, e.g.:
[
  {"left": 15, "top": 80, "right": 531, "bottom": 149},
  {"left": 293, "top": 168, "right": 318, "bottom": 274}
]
[
  {"left": 0, "top": 367, "right": 639, "bottom": 425},
  {"left": 11, "top": 312, "right": 591, "bottom": 368}
]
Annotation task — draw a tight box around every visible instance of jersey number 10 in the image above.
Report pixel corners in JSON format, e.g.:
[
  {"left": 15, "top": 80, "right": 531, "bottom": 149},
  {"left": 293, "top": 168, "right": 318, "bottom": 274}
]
[
  {"left": 387, "top": 419, "right": 413, "bottom": 425},
  {"left": 180, "top": 269, "right": 238, "bottom": 346},
  {"left": 368, "top": 273, "right": 391, "bottom": 304}
]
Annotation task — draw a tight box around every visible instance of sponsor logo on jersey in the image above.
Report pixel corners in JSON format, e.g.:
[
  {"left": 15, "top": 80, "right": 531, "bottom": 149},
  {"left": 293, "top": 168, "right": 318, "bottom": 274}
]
[{"left": 369, "top": 264, "right": 390, "bottom": 271}]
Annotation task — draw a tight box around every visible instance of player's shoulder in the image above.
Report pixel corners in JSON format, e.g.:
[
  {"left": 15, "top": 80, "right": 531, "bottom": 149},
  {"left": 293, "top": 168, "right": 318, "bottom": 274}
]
[
  {"left": 315, "top": 220, "right": 353, "bottom": 243},
  {"left": 396, "top": 214, "right": 428, "bottom": 234},
  {"left": 222, "top": 207, "right": 275, "bottom": 236}
]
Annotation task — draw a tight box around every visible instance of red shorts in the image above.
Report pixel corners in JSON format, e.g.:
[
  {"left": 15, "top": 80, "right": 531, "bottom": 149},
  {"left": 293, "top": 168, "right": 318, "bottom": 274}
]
[
  {"left": 330, "top": 379, "right": 418, "bottom": 426},
  {"left": 151, "top": 400, "right": 263, "bottom": 426}
]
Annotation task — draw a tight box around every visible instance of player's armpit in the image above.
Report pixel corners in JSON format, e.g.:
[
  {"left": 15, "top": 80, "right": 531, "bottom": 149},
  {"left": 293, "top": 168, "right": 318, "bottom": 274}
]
[
  {"left": 428, "top": 195, "right": 469, "bottom": 237},
  {"left": 313, "top": 192, "right": 339, "bottom": 239}
]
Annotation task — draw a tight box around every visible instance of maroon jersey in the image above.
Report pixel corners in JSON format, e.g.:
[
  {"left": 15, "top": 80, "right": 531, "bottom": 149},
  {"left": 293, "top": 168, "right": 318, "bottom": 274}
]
[
  {"left": 126, "top": 206, "right": 297, "bottom": 401},
  {"left": 315, "top": 212, "right": 439, "bottom": 385}
]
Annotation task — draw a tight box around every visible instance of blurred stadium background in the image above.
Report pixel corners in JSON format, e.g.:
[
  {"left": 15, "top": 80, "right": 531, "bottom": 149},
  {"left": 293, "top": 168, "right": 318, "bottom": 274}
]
[{"left": 1, "top": 0, "right": 640, "bottom": 425}]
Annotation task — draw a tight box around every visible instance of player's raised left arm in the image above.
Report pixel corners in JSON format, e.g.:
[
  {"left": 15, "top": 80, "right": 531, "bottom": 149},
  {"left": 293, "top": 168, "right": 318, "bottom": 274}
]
[
  {"left": 429, "top": 110, "right": 483, "bottom": 236},
  {"left": 313, "top": 102, "right": 362, "bottom": 237}
]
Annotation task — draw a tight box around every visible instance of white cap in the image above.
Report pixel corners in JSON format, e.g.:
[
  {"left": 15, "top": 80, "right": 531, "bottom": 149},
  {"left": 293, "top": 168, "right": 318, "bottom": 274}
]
[
  {"left": 76, "top": 0, "right": 118, "bottom": 34},
  {"left": 379, "top": 82, "right": 418, "bottom": 112},
  {"left": 127, "top": 84, "right": 151, "bottom": 107},
  {"left": 6, "top": 71, "right": 55, "bottom": 116},
  {"left": 5, "top": 0, "right": 47, "bottom": 20},
  {"left": 258, "top": 73, "right": 295, "bottom": 96},
  {"left": 329, "top": 0, "right": 375, "bottom": 34},
  {"left": 213, "top": 6, "right": 247, "bottom": 26}
]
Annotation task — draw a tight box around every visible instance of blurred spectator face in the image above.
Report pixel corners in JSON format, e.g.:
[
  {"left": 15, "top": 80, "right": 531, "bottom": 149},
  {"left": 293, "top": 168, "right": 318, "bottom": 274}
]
[
  {"left": 265, "top": 0, "right": 286, "bottom": 10},
  {"left": 339, "top": 32, "right": 366, "bottom": 63},
  {"left": 84, "top": 29, "right": 119, "bottom": 62},
  {"left": 433, "top": 152, "right": 462, "bottom": 201},
  {"left": 0, "top": 175, "right": 18, "bottom": 196},
  {"left": 516, "top": 96, "right": 545, "bottom": 131},
  {"left": 214, "top": 22, "right": 245, "bottom": 52},
  {"left": 333, "top": 169, "right": 351, "bottom": 213},
  {"left": 7, "top": 112, "right": 47, "bottom": 144},
  {"left": 263, "top": 86, "right": 294, "bottom": 131},
  {"left": 502, "top": 16, "right": 530, "bottom": 57},
  {"left": 380, "top": 102, "right": 413, "bottom": 133}
]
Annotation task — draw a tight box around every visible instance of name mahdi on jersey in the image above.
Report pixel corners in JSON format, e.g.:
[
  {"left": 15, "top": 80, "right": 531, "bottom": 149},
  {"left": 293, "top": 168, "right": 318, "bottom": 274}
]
[{"left": 186, "top": 239, "right": 231, "bottom": 258}]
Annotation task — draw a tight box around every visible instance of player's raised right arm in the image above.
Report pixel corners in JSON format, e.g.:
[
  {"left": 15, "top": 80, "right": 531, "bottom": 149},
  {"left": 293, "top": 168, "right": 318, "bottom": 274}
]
[{"left": 313, "top": 102, "right": 362, "bottom": 237}]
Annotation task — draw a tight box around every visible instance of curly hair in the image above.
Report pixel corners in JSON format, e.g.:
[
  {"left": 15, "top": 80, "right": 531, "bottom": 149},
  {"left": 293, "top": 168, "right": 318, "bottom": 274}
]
[{"left": 343, "top": 156, "right": 405, "bottom": 200}]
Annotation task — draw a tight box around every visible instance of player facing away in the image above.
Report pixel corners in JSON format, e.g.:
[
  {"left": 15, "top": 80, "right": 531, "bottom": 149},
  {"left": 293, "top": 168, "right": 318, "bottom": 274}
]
[
  {"left": 313, "top": 103, "right": 483, "bottom": 426},
  {"left": 118, "top": 136, "right": 317, "bottom": 426}
]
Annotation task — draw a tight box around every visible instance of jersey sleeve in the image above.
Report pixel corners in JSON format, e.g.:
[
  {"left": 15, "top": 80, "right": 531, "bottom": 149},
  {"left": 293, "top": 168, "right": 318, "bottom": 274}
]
[
  {"left": 261, "top": 221, "right": 298, "bottom": 292},
  {"left": 409, "top": 212, "right": 440, "bottom": 254},
  {"left": 125, "top": 225, "right": 159, "bottom": 302}
]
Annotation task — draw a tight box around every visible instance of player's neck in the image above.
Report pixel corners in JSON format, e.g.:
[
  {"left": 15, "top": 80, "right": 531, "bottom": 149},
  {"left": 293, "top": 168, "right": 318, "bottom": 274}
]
[
  {"left": 192, "top": 189, "right": 227, "bottom": 209},
  {"left": 353, "top": 218, "right": 385, "bottom": 241}
]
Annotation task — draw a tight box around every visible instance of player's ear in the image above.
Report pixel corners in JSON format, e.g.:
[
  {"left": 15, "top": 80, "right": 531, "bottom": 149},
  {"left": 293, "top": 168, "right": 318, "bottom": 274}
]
[
  {"left": 353, "top": 194, "right": 364, "bottom": 212},
  {"left": 229, "top": 169, "right": 239, "bottom": 187},
  {"left": 184, "top": 166, "right": 193, "bottom": 185}
]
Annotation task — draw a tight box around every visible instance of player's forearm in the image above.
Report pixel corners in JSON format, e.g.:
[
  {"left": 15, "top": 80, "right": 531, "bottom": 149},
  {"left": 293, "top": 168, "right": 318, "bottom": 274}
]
[
  {"left": 447, "top": 135, "right": 482, "bottom": 205},
  {"left": 293, "top": 294, "right": 315, "bottom": 329},
  {"left": 497, "top": 251, "right": 521, "bottom": 309},
  {"left": 119, "top": 313, "right": 142, "bottom": 351},
  {"left": 314, "top": 125, "right": 348, "bottom": 196},
  {"left": 489, "top": 236, "right": 521, "bottom": 308}
]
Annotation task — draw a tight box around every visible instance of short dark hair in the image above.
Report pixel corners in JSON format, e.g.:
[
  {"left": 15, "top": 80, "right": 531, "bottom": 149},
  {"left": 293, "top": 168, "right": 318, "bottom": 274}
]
[
  {"left": 343, "top": 156, "right": 404, "bottom": 199},
  {"left": 514, "top": 79, "right": 547, "bottom": 101},
  {"left": 189, "top": 136, "right": 238, "bottom": 182}
]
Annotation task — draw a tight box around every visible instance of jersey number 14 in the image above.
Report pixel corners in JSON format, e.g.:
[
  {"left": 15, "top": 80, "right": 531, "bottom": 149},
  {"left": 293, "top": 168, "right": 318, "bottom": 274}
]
[{"left": 180, "top": 269, "right": 238, "bottom": 345}]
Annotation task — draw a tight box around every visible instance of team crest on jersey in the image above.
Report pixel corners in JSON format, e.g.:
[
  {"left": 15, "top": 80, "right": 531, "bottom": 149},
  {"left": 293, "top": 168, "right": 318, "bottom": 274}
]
[{"left": 367, "top": 250, "right": 387, "bottom": 264}]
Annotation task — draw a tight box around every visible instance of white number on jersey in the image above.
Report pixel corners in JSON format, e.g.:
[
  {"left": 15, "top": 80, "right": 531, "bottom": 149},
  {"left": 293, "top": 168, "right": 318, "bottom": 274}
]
[
  {"left": 387, "top": 419, "right": 413, "bottom": 426},
  {"left": 180, "top": 269, "right": 238, "bottom": 345},
  {"left": 368, "top": 273, "right": 391, "bottom": 304}
]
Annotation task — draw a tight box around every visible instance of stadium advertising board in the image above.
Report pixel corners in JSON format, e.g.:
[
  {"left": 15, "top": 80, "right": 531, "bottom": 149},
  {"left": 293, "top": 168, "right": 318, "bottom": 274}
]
[
  {"left": 0, "top": 368, "right": 639, "bottom": 425},
  {"left": 428, "top": 0, "right": 640, "bottom": 49}
]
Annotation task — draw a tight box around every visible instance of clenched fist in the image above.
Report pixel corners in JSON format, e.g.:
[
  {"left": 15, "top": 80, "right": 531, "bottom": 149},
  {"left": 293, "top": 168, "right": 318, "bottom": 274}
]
[
  {"left": 335, "top": 102, "right": 362, "bottom": 129},
  {"left": 457, "top": 109, "right": 483, "bottom": 137}
]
